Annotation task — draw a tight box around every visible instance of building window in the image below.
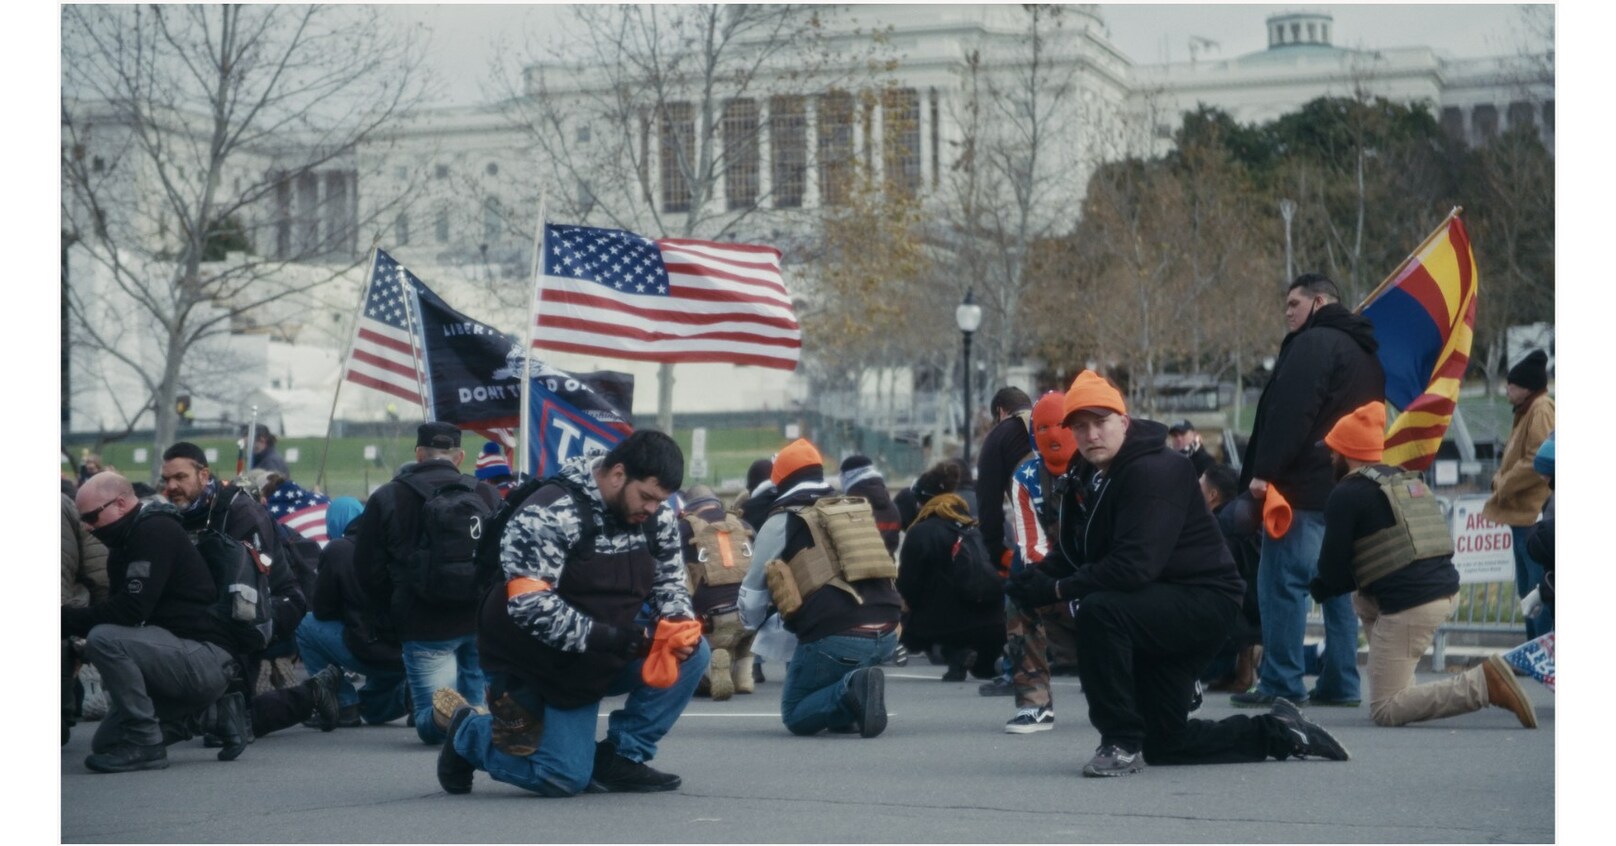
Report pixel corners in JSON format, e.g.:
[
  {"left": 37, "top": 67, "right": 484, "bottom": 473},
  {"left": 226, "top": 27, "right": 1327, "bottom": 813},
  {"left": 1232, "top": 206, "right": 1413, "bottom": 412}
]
[
  {"left": 486, "top": 162, "right": 500, "bottom": 176},
  {"left": 930, "top": 88, "right": 940, "bottom": 187},
  {"left": 882, "top": 87, "right": 921, "bottom": 196},
  {"left": 435, "top": 208, "right": 450, "bottom": 244},
  {"left": 297, "top": 171, "right": 320, "bottom": 254},
  {"left": 638, "top": 111, "right": 651, "bottom": 203},
  {"left": 1440, "top": 107, "right": 1465, "bottom": 141},
  {"left": 1321, "top": 23, "right": 1329, "bottom": 43},
  {"left": 397, "top": 213, "right": 409, "bottom": 246},
  {"left": 660, "top": 101, "right": 694, "bottom": 213},
  {"left": 395, "top": 165, "right": 408, "bottom": 180},
  {"left": 1507, "top": 101, "right": 1537, "bottom": 132},
  {"left": 770, "top": 95, "right": 806, "bottom": 209},
  {"left": 92, "top": 156, "right": 105, "bottom": 174},
  {"left": 577, "top": 179, "right": 596, "bottom": 216},
  {"left": 1291, "top": 23, "right": 1300, "bottom": 42},
  {"left": 1472, "top": 104, "right": 1499, "bottom": 141},
  {"left": 274, "top": 175, "right": 292, "bottom": 259},
  {"left": 435, "top": 164, "right": 449, "bottom": 179},
  {"left": 1307, "top": 23, "right": 1316, "bottom": 42},
  {"left": 723, "top": 98, "right": 760, "bottom": 211},
  {"left": 576, "top": 124, "right": 592, "bottom": 143},
  {"left": 325, "top": 171, "right": 353, "bottom": 255},
  {"left": 818, "top": 90, "right": 855, "bottom": 207}
]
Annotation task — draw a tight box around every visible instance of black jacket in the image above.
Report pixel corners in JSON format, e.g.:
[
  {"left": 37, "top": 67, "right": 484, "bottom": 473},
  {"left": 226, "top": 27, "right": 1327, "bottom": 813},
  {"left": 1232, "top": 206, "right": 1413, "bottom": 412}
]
[
  {"left": 1308, "top": 468, "right": 1459, "bottom": 615},
  {"left": 897, "top": 515, "right": 1004, "bottom": 641},
  {"left": 354, "top": 458, "right": 502, "bottom": 642},
  {"left": 976, "top": 410, "right": 1034, "bottom": 565},
  {"left": 61, "top": 504, "right": 236, "bottom": 652},
  {"left": 768, "top": 485, "right": 903, "bottom": 645},
  {"left": 1047, "top": 419, "right": 1245, "bottom": 605},
  {"left": 183, "top": 484, "right": 307, "bottom": 647},
  {"left": 312, "top": 525, "right": 403, "bottom": 668},
  {"left": 1240, "top": 303, "right": 1385, "bottom": 511}
]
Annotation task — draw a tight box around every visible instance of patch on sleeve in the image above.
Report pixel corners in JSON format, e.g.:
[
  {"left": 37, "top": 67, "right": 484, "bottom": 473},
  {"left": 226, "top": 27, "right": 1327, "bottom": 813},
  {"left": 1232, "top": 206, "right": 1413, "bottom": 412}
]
[{"left": 126, "top": 559, "right": 152, "bottom": 579}]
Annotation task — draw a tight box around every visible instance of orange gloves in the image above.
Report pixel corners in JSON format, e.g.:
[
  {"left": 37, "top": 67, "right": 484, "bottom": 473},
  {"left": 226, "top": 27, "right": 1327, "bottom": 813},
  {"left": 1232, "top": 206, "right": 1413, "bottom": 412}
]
[
  {"left": 641, "top": 618, "right": 704, "bottom": 688},
  {"left": 1263, "top": 487, "right": 1293, "bottom": 539}
]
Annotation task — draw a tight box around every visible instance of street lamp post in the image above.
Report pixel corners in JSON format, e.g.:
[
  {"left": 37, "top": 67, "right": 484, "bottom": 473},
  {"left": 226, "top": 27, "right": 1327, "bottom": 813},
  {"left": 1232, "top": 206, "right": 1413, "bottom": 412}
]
[
  {"left": 1279, "top": 198, "right": 1296, "bottom": 282},
  {"left": 955, "top": 289, "right": 983, "bottom": 465}
]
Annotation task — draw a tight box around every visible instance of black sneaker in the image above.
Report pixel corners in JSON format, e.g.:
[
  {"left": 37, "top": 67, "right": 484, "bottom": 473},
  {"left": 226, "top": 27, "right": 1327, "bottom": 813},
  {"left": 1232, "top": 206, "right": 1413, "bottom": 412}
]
[
  {"left": 588, "top": 740, "right": 681, "bottom": 792},
  {"left": 308, "top": 665, "right": 342, "bottom": 732},
  {"left": 436, "top": 707, "right": 477, "bottom": 795},
  {"left": 1004, "top": 706, "right": 1054, "bottom": 734},
  {"left": 85, "top": 743, "right": 169, "bottom": 774},
  {"left": 978, "top": 677, "right": 1016, "bottom": 697},
  {"left": 1082, "top": 744, "right": 1145, "bottom": 777},
  {"left": 843, "top": 667, "right": 887, "bottom": 738},
  {"left": 891, "top": 645, "right": 909, "bottom": 667},
  {"left": 1230, "top": 690, "right": 1288, "bottom": 709},
  {"left": 1269, "top": 698, "right": 1351, "bottom": 761}
]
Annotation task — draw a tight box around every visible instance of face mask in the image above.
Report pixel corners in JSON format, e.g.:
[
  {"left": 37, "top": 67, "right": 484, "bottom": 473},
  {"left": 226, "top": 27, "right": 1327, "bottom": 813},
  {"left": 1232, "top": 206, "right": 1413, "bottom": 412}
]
[
  {"left": 88, "top": 505, "right": 141, "bottom": 548},
  {"left": 181, "top": 478, "right": 220, "bottom": 517}
]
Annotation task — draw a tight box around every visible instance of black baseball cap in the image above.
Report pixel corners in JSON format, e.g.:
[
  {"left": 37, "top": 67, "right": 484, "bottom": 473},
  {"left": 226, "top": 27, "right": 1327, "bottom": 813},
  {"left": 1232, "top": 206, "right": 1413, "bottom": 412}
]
[{"left": 1168, "top": 419, "right": 1196, "bottom": 435}]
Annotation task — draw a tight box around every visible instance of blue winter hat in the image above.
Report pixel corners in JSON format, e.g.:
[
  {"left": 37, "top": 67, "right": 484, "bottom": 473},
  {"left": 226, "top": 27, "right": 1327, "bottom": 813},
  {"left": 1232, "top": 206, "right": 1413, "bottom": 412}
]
[
  {"left": 326, "top": 497, "right": 364, "bottom": 539},
  {"left": 1532, "top": 432, "right": 1554, "bottom": 478}
]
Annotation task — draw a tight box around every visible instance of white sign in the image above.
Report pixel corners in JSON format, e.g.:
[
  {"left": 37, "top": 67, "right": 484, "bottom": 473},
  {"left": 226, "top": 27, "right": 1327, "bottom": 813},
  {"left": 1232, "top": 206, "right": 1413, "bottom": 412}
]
[
  {"left": 689, "top": 457, "right": 709, "bottom": 480},
  {"left": 133, "top": 448, "right": 148, "bottom": 463},
  {"left": 204, "top": 448, "right": 219, "bottom": 463},
  {"left": 285, "top": 447, "right": 300, "bottom": 463},
  {"left": 691, "top": 427, "right": 708, "bottom": 462},
  {"left": 784, "top": 423, "right": 800, "bottom": 440},
  {"left": 1449, "top": 495, "right": 1515, "bottom": 584},
  {"left": 364, "top": 445, "right": 378, "bottom": 461},
  {"left": 1433, "top": 460, "right": 1458, "bottom": 486}
]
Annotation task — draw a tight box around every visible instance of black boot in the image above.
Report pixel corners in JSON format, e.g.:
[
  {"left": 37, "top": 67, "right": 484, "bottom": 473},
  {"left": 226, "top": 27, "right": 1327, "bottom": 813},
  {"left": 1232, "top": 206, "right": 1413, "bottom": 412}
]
[
  {"left": 85, "top": 743, "right": 169, "bottom": 773},
  {"left": 941, "top": 648, "right": 968, "bottom": 682},
  {"left": 212, "top": 691, "right": 249, "bottom": 761},
  {"left": 587, "top": 739, "right": 681, "bottom": 792}
]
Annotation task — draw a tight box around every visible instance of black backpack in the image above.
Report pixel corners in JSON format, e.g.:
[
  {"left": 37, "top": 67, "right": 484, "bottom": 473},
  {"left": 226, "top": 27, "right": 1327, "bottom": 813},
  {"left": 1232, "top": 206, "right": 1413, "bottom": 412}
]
[
  {"left": 947, "top": 521, "right": 1003, "bottom": 605},
  {"left": 400, "top": 473, "right": 496, "bottom": 605},
  {"left": 472, "top": 473, "right": 664, "bottom": 594},
  {"left": 139, "top": 503, "right": 274, "bottom": 653}
]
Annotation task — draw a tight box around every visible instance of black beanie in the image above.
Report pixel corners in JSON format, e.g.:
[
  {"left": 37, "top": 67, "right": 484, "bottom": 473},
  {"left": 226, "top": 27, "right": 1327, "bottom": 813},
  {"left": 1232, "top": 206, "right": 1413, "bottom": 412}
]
[
  {"left": 839, "top": 454, "right": 874, "bottom": 473},
  {"left": 1507, "top": 350, "right": 1549, "bottom": 393},
  {"left": 745, "top": 458, "right": 773, "bottom": 490},
  {"left": 163, "top": 441, "right": 209, "bottom": 467}
]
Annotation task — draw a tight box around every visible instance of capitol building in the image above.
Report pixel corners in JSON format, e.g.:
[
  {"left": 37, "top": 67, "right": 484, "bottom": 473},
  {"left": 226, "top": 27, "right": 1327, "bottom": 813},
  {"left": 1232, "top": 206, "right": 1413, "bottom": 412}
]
[{"left": 63, "top": 5, "right": 1552, "bottom": 437}]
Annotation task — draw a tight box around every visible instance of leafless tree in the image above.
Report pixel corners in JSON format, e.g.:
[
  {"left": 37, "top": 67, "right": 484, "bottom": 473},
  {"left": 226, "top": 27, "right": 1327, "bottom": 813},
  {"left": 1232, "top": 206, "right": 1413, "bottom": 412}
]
[{"left": 61, "top": 4, "right": 428, "bottom": 477}]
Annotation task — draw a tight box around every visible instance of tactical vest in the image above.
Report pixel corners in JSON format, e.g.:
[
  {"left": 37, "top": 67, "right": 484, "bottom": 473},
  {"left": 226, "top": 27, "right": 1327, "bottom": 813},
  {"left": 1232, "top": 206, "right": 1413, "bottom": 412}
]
[
  {"left": 764, "top": 496, "right": 898, "bottom": 620},
  {"left": 683, "top": 512, "right": 753, "bottom": 589},
  {"left": 1351, "top": 466, "right": 1455, "bottom": 588}
]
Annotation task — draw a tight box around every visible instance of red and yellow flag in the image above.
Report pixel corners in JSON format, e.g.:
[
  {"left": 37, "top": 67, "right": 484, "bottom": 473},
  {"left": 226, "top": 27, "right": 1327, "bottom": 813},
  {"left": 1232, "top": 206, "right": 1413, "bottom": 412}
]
[{"left": 1361, "top": 215, "right": 1479, "bottom": 471}]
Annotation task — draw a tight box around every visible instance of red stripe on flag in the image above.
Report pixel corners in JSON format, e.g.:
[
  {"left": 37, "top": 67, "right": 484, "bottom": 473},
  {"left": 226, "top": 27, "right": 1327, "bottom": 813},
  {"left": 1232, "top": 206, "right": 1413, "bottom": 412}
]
[
  {"left": 344, "top": 371, "right": 422, "bottom": 403},
  {"left": 1397, "top": 265, "right": 1454, "bottom": 333},
  {"left": 355, "top": 327, "right": 415, "bottom": 356},
  {"left": 539, "top": 288, "right": 799, "bottom": 330},
  {"left": 664, "top": 262, "right": 790, "bottom": 297},
  {"left": 350, "top": 348, "right": 421, "bottom": 378},
  {"left": 657, "top": 236, "right": 782, "bottom": 258}
]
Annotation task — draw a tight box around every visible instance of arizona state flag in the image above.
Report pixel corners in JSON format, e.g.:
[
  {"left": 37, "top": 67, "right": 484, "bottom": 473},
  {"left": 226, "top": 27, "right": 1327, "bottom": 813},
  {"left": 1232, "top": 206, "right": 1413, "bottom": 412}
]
[{"left": 1361, "top": 215, "right": 1479, "bottom": 471}]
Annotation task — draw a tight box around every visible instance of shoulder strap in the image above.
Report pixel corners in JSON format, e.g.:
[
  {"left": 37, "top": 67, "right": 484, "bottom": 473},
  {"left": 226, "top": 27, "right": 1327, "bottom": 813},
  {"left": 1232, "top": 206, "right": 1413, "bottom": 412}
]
[{"left": 683, "top": 512, "right": 710, "bottom": 536}]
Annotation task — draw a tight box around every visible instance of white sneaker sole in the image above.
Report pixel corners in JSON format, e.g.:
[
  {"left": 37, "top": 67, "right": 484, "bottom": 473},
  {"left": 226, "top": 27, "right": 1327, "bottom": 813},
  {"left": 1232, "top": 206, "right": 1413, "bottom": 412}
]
[{"left": 1004, "top": 720, "right": 1054, "bottom": 734}]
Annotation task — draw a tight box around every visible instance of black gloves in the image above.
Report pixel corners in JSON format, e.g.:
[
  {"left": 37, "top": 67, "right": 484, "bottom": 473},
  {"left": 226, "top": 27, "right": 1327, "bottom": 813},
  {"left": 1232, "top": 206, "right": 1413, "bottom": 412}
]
[
  {"left": 586, "top": 623, "right": 650, "bottom": 659},
  {"left": 1005, "top": 568, "right": 1064, "bottom": 614}
]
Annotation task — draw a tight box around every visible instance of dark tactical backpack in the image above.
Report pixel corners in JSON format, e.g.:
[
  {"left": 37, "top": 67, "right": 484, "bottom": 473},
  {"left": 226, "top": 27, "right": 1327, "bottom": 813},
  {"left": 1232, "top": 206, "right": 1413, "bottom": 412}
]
[
  {"left": 140, "top": 503, "right": 274, "bottom": 653},
  {"left": 400, "top": 474, "right": 496, "bottom": 604},
  {"left": 947, "top": 522, "right": 1003, "bottom": 605}
]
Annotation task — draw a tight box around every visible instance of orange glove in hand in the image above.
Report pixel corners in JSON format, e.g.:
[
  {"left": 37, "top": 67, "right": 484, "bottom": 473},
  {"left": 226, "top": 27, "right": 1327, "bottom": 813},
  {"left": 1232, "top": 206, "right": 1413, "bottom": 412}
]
[
  {"left": 1263, "top": 487, "right": 1293, "bottom": 539},
  {"left": 641, "top": 618, "right": 705, "bottom": 689}
]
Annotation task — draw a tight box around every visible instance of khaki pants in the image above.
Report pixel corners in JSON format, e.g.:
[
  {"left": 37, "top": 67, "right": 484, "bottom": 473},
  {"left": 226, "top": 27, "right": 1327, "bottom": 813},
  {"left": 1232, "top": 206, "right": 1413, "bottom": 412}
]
[{"left": 1354, "top": 592, "right": 1487, "bottom": 727}]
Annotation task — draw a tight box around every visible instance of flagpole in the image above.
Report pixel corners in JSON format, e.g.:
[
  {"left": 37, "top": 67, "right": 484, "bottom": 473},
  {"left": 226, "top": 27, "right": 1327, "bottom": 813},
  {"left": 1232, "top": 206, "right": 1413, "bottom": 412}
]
[
  {"left": 399, "top": 261, "right": 433, "bottom": 423},
  {"left": 1354, "top": 206, "right": 1463, "bottom": 313},
  {"left": 317, "top": 241, "right": 380, "bottom": 492},
  {"left": 519, "top": 191, "right": 549, "bottom": 479}
]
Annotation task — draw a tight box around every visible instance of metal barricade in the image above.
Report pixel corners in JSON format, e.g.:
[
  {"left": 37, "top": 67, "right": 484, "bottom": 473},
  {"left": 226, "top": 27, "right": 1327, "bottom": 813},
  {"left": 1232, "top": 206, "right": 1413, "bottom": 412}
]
[{"left": 1306, "top": 580, "right": 1526, "bottom": 672}]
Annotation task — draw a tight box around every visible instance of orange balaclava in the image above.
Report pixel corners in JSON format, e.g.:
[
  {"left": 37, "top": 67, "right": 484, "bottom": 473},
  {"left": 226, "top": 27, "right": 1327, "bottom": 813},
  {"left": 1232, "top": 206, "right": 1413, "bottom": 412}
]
[{"left": 1031, "top": 391, "right": 1077, "bottom": 474}]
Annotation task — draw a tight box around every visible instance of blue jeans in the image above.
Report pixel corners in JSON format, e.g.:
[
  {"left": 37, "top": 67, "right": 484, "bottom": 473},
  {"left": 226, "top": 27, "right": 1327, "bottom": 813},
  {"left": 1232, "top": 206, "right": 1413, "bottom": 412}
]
[
  {"left": 294, "top": 614, "right": 408, "bottom": 725},
  {"left": 1512, "top": 526, "right": 1554, "bottom": 639},
  {"left": 404, "top": 635, "right": 486, "bottom": 744},
  {"left": 1255, "top": 510, "right": 1360, "bottom": 702},
  {"left": 451, "top": 639, "right": 710, "bottom": 797},
  {"left": 780, "top": 631, "right": 896, "bottom": 735}
]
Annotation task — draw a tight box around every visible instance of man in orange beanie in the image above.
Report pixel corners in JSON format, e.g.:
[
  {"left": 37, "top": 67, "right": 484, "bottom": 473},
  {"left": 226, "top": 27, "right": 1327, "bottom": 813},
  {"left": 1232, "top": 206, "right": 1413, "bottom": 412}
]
[
  {"left": 990, "top": 391, "right": 1081, "bottom": 733},
  {"left": 1006, "top": 371, "right": 1348, "bottom": 777},
  {"left": 738, "top": 437, "right": 902, "bottom": 738},
  {"left": 1307, "top": 402, "right": 1538, "bottom": 730},
  {"left": 1235, "top": 273, "right": 1382, "bottom": 710}
]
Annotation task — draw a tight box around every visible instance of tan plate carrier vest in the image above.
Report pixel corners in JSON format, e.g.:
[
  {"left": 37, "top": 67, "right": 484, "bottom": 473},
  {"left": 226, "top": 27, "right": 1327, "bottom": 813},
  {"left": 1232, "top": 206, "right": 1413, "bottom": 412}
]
[
  {"left": 1351, "top": 466, "right": 1455, "bottom": 588},
  {"left": 683, "top": 512, "right": 753, "bottom": 591},
  {"left": 764, "top": 496, "right": 898, "bottom": 620}
]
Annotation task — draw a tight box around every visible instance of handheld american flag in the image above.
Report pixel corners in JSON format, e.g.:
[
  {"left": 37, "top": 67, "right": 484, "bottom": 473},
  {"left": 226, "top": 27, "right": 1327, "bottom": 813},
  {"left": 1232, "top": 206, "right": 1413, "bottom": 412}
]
[
  {"left": 266, "top": 481, "right": 333, "bottom": 547},
  {"left": 343, "top": 250, "right": 427, "bottom": 405},
  {"left": 532, "top": 223, "right": 801, "bottom": 371}
]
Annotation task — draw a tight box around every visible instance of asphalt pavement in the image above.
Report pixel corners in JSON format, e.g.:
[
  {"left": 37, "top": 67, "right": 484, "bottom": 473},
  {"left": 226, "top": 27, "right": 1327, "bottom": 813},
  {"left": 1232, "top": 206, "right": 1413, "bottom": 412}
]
[{"left": 59, "top": 665, "right": 1554, "bottom": 843}]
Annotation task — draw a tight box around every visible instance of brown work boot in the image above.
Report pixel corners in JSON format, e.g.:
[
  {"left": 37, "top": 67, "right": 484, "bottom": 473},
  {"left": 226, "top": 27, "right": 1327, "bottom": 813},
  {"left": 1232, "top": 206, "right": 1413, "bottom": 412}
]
[
  {"left": 1483, "top": 654, "right": 1538, "bottom": 728},
  {"left": 732, "top": 651, "right": 755, "bottom": 695},
  {"left": 708, "top": 649, "right": 734, "bottom": 701}
]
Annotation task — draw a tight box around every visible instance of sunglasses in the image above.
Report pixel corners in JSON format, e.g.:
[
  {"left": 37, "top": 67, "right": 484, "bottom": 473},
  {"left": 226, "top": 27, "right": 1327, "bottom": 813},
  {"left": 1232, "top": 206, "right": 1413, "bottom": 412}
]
[{"left": 79, "top": 497, "right": 121, "bottom": 526}]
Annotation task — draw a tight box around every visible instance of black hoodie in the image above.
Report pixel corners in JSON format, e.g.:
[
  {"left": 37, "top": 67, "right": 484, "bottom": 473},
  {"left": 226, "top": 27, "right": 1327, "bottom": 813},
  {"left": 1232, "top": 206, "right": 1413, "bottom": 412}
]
[
  {"left": 1052, "top": 419, "right": 1245, "bottom": 605},
  {"left": 1240, "top": 303, "right": 1385, "bottom": 511}
]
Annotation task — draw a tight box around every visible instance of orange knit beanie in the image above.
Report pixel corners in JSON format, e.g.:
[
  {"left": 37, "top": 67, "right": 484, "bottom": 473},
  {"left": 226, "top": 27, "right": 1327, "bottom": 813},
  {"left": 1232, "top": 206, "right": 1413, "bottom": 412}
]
[
  {"left": 1324, "top": 401, "right": 1387, "bottom": 463},
  {"left": 770, "top": 438, "right": 824, "bottom": 486}
]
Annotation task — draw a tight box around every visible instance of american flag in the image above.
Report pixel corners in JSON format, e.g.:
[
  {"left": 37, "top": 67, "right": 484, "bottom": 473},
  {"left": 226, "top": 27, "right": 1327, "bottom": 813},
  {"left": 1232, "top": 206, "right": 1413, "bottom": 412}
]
[
  {"left": 266, "top": 481, "right": 333, "bottom": 548},
  {"left": 344, "top": 249, "right": 426, "bottom": 404},
  {"left": 533, "top": 223, "right": 800, "bottom": 371}
]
